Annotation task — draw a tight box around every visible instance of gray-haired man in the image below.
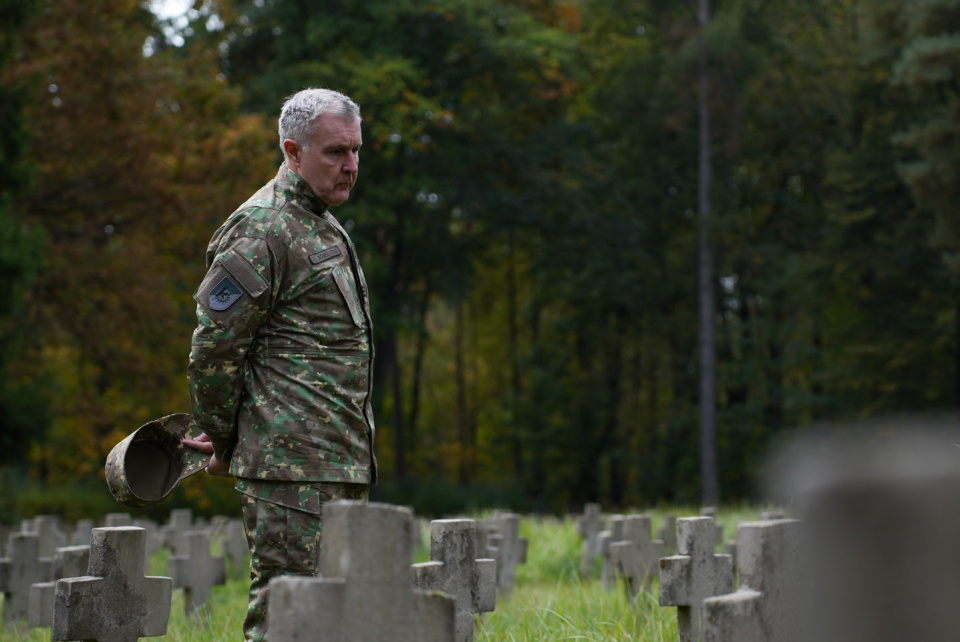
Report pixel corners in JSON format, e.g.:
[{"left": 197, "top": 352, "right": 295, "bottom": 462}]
[{"left": 183, "top": 87, "right": 377, "bottom": 641}]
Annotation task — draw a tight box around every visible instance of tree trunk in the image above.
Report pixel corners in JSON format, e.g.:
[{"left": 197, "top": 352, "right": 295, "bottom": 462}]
[
  {"left": 455, "top": 298, "right": 470, "bottom": 485},
  {"left": 507, "top": 228, "right": 524, "bottom": 479},
  {"left": 406, "top": 281, "right": 432, "bottom": 456},
  {"left": 383, "top": 328, "right": 406, "bottom": 481},
  {"left": 698, "top": 0, "right": 720, "bottom": 506}
]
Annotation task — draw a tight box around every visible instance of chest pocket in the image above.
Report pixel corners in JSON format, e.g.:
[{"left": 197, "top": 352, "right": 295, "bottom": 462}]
[{"left": 333, "top": 267, "right": 365, "bottom": 328}]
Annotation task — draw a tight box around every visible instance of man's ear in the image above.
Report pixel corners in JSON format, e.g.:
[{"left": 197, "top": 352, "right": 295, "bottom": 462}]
[{"left": 283, "top": 139, "right": 301, "bottom": 169}]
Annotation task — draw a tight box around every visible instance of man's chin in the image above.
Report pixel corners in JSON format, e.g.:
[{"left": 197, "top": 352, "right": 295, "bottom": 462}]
[{"left": 321, "top": 191, "right": 350, "bottom": 207}]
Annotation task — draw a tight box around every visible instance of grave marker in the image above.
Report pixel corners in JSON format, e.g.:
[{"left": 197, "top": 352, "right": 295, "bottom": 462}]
[
  {"left": 71, "top": 520, "right": 94, "bottom": 546},
  {"left": 699, "top": 507, "right": 724, "bottom": 549},
  {"left": 702, "top": 519, "right": 801, "bottom": 642},
  {"left": 577, "top": 503, "right": 604, "bottom": 577},
  {"left": 0, "top": 532, "right": 43, "bottom": 624},
  {"left": 486, "top": 513, "right": 527, "bottom": 598},
  {"left": 413, "top": 519, "right": 496, "bottom": 642},
  {"left": 52, "top": 526, "right": 172, "bottom": 642},
  {"left": 104, "top": 513, "right": 132, "bottom": 528},
  {"left": 161, "top": 508, "right": 193, "bottom": 556},
  {"left": 168, "top": 530, "right": 225, "bottom": 614},
  {"left": 657, "top": 513, "right": 678, "bottom": 555},
  {"left": 610, "top": 515, "right": 664, "bottom": 598},
  {"left": 29, "top": 545, "right": 91, "bottom": 628},
  {"left": 660, "top": 517, "right": 734, "bottom": 642},
  {"left": 268, "top": 501, "right": 455, "bottom": 642},
  {"left": 774, "top": 425, "right": 960, "bottom": 641},
  {"left": 221, "top": 519, "right": 249, "bottom": 581},
  {"left": 599, "top": 514, "right": 625, "bottom": 589}
]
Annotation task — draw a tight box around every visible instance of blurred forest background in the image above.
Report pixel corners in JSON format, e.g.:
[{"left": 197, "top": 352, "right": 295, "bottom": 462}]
[{"left": 1, "top": 0, "right": 958, "bottom": 520}]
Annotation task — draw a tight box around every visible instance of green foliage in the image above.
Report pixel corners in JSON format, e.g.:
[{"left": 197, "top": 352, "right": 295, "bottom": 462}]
[{"left": 2, "top": 0, "right": 959, "bottom": 511}]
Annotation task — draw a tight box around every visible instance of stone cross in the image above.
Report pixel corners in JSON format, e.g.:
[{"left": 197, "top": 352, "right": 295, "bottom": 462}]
[
  {"left": 486, "top": 512, "right": 527, "bottom": 598},
  {"left": 52, "top": 526, "right": 172, "bottom": 642},
  {"left": 168, "top": 530, "right": 225, "bottom": 614},
  {"left": 774, "top": 426, "right": 960, "bottom": 641},
  {"left": 702, "top": 519, "right": 801, "bottom": 642},
  {"left": 26, "top": 515, "right": 67, "bottom": 581},
  {"left": 71, "top": 519, "right": 94, "bottom": 546},
  {"left": 599, "top": 514, "right": 625, "bottom": 589},
  {"left": 0, "top": 532, "right": 44, "bottom": 624},
  {"left": 699, "top": 507, "right": 724, "bottom": 549},
  {"left": 412, "top": 519, "right": 497, "bottom": 642},
  {"left": 29, "top": 545, "right": 91, "bottom": 627},
  {"left": 161, "top": 508, "right": 193, "bottom": 556},
  {"left": 133, "top": 519, "right": 160, "bottom": 559},
  {"left": 657, "top": 513, "right": 678, "bottom": 555},
  {"left": 221, "top": 519, "right": 249, "bottom": 581},
  {"left": 268, "top": 501, "right": 455, "bottom": 642},
  {"left": 723, "top": 539, "right": 738, "bottom": 579},
  {"left": 104, "top": 513, "right": 133, "bottom": 528},
  {"left": 660, "top": 517, "right": 735, "bottom": 642},
  {"left": 610, "top": 514, "right": 665, "bottom": 598},
  {"left": 577, "top": 503, "right": 604, "bottom": 577}
]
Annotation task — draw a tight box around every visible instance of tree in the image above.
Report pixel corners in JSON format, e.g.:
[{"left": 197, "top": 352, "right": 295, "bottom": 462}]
[{"left": 5, "top": 0, "right": 277, "bottom": 482}]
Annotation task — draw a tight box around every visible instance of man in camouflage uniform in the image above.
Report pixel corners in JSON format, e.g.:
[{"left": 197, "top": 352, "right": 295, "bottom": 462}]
[{"left": 182, "top": 88, "right": 376, "bottom": 641}]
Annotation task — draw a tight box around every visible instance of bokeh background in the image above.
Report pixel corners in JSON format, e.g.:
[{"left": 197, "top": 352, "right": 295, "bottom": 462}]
[{"left": 1, "top": 0, "right": 956, "bottom": 521}]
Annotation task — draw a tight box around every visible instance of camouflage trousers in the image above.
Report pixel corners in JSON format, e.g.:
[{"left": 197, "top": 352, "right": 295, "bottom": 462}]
[{"left": 238, "top": 482, "right": 370, "bottom": 642}]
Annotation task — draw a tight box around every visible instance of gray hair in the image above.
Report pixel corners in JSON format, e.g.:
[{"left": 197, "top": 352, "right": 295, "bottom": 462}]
[{"left": 278, "top": 88, "right": 362, "bottom": 157}]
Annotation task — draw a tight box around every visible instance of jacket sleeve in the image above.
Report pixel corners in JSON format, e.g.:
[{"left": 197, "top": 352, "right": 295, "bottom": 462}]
[{"left": 188, "top": 234, "right": 276, "bottom": 462}]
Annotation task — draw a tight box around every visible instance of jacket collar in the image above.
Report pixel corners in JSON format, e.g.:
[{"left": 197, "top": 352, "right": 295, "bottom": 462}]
[{"left": 278, "top": 164, "right": 330, "bottom": 215}]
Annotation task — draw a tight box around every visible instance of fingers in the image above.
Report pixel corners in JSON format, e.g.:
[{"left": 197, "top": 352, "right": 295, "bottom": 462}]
[
  {"left": 182, "top": 437, "right": 216, "bottom": 454},
  {"left": 206, "top": 454, "right": 233, "bottom": 477}
]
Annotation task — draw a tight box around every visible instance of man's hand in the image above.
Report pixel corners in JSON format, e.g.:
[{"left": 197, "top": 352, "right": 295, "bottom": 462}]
[{"left": 182, "top": 432, "right": 233, "bottom": 477}]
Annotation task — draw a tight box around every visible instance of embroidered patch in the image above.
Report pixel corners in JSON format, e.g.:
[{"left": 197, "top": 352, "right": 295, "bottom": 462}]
[
  {"left": 209, "top": 276, "right": 243, "bottom": 311},
  {"left": 309, "top": 245, "right": 342, "bottom": 265}
]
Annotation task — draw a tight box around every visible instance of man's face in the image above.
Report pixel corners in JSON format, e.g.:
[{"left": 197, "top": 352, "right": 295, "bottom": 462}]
[{"left": 285, "top": 112, "right": 362, "bottom": 206}]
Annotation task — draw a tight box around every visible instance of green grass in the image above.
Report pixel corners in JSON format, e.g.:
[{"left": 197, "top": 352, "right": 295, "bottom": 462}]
[{"left": 2, "top": 506, "right": 764, "bottom": 641}]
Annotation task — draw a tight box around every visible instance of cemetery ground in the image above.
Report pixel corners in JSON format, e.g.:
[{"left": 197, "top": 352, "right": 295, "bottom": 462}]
[{"left": 0, "top": 506, "right": 761, "bottom": 642}]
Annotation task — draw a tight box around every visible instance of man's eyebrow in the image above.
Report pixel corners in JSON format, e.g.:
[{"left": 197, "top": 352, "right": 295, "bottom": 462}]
[{"left": 325, "top": 142, "right": 362, "bottom": 151}]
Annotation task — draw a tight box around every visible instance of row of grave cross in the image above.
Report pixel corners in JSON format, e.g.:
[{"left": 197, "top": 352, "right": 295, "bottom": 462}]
[
  {"left": 577, "top": 503, "right": 795, "bottom": 642},
  {"left": 3, "top": 502, "right": 803, "bottom": 642},
  {"left": 0, "top": 505, "right": 528, "bottom": 642}
]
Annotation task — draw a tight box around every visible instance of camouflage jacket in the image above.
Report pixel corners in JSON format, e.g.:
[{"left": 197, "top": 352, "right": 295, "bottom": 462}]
[{"left": 188, "top": 165, "right": 377, "bottom": 484}]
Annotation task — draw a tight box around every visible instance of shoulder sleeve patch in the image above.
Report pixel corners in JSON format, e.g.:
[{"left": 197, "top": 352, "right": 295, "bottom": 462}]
[
  {"left": 222, "top": 251, "right": 269, "bottom": 298},
  {"left": 209, "top": 276, "right": 244, "bottom": 311}
]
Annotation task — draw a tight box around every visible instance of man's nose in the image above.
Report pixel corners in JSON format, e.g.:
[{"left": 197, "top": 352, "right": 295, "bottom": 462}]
[{"left": 344, "top": 152, "right": 359, "bottom": 172}]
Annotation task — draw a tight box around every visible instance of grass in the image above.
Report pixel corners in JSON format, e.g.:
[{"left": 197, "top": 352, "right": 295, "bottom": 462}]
[{"left": 2, "top": 506, "right": 764, "bottom": 641}]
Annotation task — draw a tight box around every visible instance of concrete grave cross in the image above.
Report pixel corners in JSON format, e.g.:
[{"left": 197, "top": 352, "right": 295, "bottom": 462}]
[
  {"left": 268, "top": 501, "right": 455, "bottom": 642},
  {"left": 486, "top": 513, "right": 528, "bottom": 598},
  {"left": 29, "top": 545, "right": 91, "bottom": 628},
  {"left": 610, "top": 515, "right": 665, "bottom": 598},
  {"left": 52, "top": 527, "right": 171, "bottom": 642},
  {"left": 657, "top": 513, "right": 678, "bottom": 555},
  {"left": 599, "top": 515, "right": 625, "bottom": 589},
  {"left": 413, "top": 519, "right": 497, "bottom": 642},
  {"left": 577, "top": 503, "right": 604, "bottom": 577},
  {"left": 104, "top": 513, "right": 133, "bottom": 528},
  {"left": 702, "top": 519, "right": 801, "bottom": 642},
  {"left": 699, "top": 507, "right": 724, "bottom": 549},
  {"left": 132, "top": 519, "right": 160, "bottom": 559},
  {"left": 71, "top": 519, "right": 95, "bottom": 546},
  {"left": 0, "top": 532, "right": 44, "bottom": 625},
  {"left": 162, "top": 508, "right": 193, "bottom": 556},
  {"left": 221, "top": 519, "right": 249, "bottom": 581},
  {"left": 29, "top": 515, "right": 68, "bottom": 559},
  {"left": 168, "top": 530, "right": 226, "bottom": 614},
  {"left": 660, "top": 517, "right": 735, "bottom": 642}
]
